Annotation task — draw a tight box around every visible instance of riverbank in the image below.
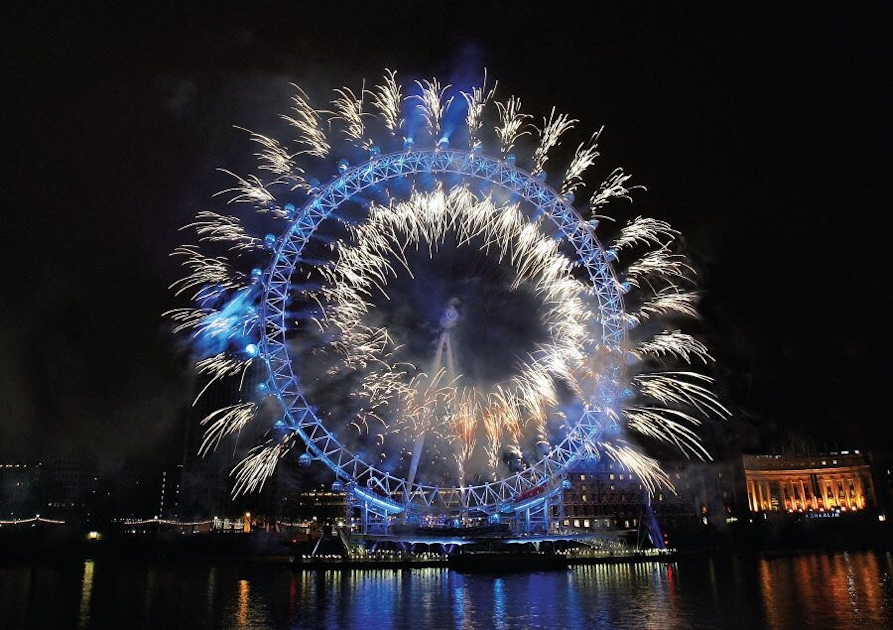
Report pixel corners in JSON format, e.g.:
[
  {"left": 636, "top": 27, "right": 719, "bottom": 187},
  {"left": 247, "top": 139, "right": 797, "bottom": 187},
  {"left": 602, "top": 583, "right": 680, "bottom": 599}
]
[{"left": 3, "top": 517, "right": 890, "bottom": 570}]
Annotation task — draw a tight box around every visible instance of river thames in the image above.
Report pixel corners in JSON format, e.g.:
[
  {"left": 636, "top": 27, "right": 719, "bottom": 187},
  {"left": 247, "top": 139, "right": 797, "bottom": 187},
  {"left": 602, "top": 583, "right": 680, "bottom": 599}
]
[{"left": 2, "top": 550, "right": 892, "bottom": 629}]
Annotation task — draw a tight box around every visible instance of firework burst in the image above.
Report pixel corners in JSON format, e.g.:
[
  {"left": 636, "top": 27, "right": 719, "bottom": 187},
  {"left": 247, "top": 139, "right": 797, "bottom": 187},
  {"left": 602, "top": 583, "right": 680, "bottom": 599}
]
[{"left": 167, "top": 68, "right": 728, "bottom": 515}]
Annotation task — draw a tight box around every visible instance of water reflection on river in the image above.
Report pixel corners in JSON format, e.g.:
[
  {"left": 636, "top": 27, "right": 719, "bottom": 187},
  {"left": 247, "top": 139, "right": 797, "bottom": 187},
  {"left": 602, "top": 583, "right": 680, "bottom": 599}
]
[{"left": 1, "top": 551, "right": 891, "bottom": 629}]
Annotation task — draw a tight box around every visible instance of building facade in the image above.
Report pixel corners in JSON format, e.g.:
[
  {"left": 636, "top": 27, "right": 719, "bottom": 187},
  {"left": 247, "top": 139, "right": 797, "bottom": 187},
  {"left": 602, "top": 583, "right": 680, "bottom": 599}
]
[
  {"left": 558, "top": 457, "right": 741, "bottom": 547},
  {"left": 743, "top": 451, "right": 877, "bottom": 514}
]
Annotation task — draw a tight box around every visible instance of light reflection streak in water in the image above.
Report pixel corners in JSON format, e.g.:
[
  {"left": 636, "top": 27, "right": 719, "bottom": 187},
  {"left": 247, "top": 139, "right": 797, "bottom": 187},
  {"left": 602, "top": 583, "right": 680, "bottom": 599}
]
[
  {"left": 77, "top": 559, "right": 94, "bottom": 629},
  {"left": 492, "top": 577, "right": 506, "bottom": 630},
  {"left": 236, "top": 579, "right": 249, "bottom": 629},
  {"left": 758, "top": 551, "right": 892, "bottom": 629}
]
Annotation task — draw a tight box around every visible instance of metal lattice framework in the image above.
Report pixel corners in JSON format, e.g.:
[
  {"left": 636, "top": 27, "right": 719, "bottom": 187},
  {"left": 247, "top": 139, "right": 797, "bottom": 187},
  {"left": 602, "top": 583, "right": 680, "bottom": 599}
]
[{"left": 262, "top": 149, "right": 625, "bottom": 517}]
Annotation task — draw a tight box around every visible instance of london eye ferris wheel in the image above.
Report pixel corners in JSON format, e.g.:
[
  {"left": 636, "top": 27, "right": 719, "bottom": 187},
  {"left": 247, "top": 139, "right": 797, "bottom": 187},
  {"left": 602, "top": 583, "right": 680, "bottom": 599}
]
[{"left": 168, "top": 69, "right": 728, "bottom": 531}]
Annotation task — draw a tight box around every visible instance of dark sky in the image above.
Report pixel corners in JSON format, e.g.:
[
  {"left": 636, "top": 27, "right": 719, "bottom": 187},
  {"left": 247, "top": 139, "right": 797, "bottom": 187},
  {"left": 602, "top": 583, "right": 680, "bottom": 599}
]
[{"left": 3, "top": 3, "right": 891, "bottom": 465}]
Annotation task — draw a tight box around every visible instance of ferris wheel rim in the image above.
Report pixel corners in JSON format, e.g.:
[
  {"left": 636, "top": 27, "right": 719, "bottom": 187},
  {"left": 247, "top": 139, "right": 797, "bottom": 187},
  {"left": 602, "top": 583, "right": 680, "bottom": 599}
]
[{"left": 257, "top": 148, "right": 627, "bottom": 512}]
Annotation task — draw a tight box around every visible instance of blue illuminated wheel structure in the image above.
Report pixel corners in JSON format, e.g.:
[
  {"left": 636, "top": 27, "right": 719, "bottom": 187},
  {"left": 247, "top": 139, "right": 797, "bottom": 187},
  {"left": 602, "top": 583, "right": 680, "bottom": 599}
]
[
  {"left": 170, "top": 69, "right": 727, "bottom": 532},
  {"left": 262, "top": 149, "right": 624, "bottom": 523}
]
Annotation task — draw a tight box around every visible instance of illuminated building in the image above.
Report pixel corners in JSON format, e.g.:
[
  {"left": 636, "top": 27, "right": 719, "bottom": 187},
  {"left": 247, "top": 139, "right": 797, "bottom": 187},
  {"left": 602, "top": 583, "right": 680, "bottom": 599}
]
[
  {"left": 279, "top": 485, "right": 346, "bottom": 525},
  {"left": 560, "top": 460, "right": 648, "bottom": 533},
  {"left": 560, "top": 458, "right": 740, "bottom": 548},
  {"left": 743, "top": 451, "right": 877, "bottom": 514}
]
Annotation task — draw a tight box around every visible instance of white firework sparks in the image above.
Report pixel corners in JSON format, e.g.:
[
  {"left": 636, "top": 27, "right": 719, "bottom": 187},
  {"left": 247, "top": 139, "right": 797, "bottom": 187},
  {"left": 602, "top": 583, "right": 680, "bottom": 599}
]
[
  {"left": 413, "top": 78, "right": 452, "bottom": 139},
  {"left": 561, "top": 128, "right": 603, "bottom": 197},
  {"left": 590, "top": 167, "right": 643, "bottom": 210},
  {"left": 307, "top": 186, "right": 594, "bottom": 485},
  {"left": 235, "top": 126, "right": 304, "bottom": 183},
  {"left": 461, "top": 70, "right": 496, "bottom": 151},
  {"left": 368, "top": 68, "right": 402, "bottom": 135},
  {"left": 282, "top": 85, "right": 330, "bottom": 158},
  {"left": 214, "top": 169, "right": 276, "bottom": 206},
  {"left": 634, "top": 330, "right": 714, "bottom": 364},
  {"left": 198, "top": 402, "right": 257, "bottom": 457},
  {"left": 193, "top": 352, "right": 254, "bottom": 404},
  {"left": 328, "top": 84, "right": 369, "bottom": 148},
  {"left": 613, "top": 216, "right": 679, "bottom": 251},
  {"left": 169, "top": 245, "right": 244, "bottom": 303},
  {"left": 185, "top": 211, "right": 262, "bottom": 252},
  {"left": 635, "top": 288, "right": 701, "bottom": 322},
  {"left": 231, "top": 440, "right": 291, "bottom": 496},
  {"left": 532, "top": 107, "right": 577, "bottom": 175},
  {"left": 495, "top": 95, "right": 531, "bottom": 156}
]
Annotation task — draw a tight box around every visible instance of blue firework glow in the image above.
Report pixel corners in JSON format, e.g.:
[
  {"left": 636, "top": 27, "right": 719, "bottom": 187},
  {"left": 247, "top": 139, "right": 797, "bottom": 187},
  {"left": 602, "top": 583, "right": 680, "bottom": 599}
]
[{"left": 167, "top": 68, "right": 728, "bottom": 521}]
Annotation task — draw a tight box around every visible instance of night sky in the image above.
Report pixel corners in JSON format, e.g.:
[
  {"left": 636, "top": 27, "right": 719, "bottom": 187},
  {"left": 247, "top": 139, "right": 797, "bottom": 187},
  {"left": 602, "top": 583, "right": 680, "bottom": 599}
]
[{"left": 4, "top": 3, "right": 891, "bottom": 466}]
